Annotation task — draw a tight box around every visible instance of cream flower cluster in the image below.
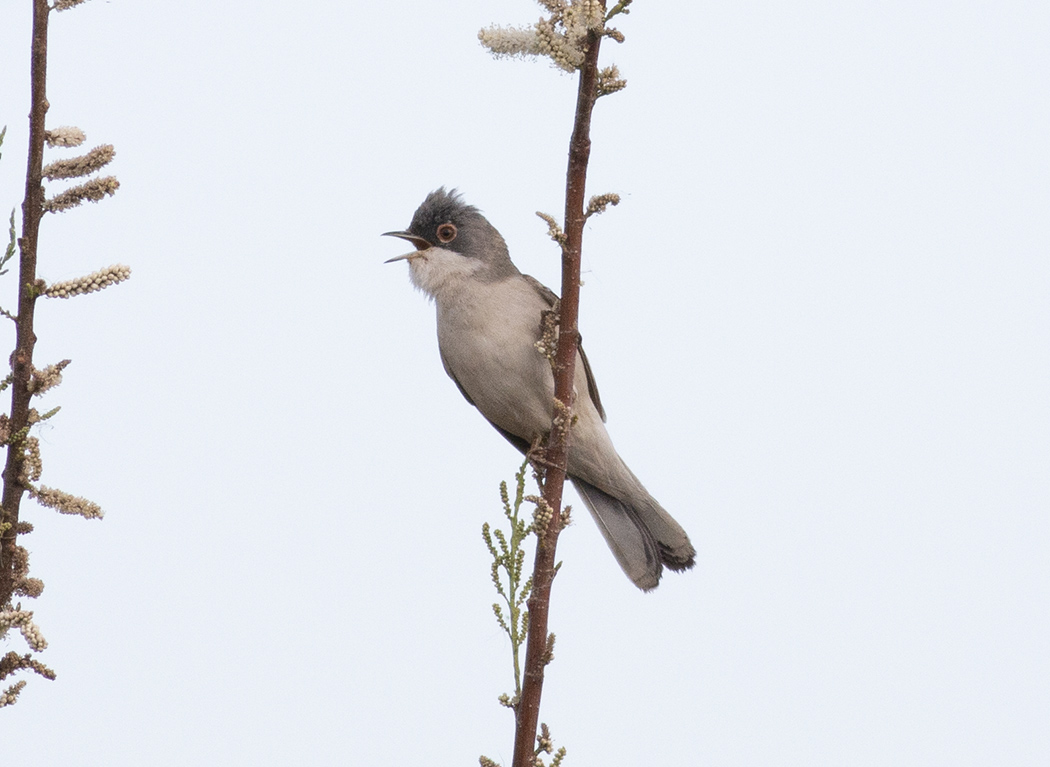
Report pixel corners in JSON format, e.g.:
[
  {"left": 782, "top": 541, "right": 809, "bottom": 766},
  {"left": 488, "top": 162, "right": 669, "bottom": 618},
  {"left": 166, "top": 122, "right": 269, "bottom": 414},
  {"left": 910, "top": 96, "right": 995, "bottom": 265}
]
[
  {"left": 479, "top": 0, "right": 608, "bottom": 73},
  {"left": 44, "top": 264, "right": 131, "bottom": 299},
  {"left": 44, "top": 126, "right": 86, "bottom": 148},
  {"left": 476, "top": 26, "right": 546, "bottom": 58},
  {"left": 0, "top": 609, "right": 48, "bottom": 651},
  {"left": 23, "top": 436, "right": 42, "bottom": 484},
  {"left": 596, "top": 64, "right": 627, "bottom": 96},
  {"left": 528, "top": 494, "right": 556, "bottom": 536},
  {"left": 561, "top": 0, "right": 605, "bottom": 38},
  {"left": 533, "top": 18, "right": 585, "bottom": 72}
]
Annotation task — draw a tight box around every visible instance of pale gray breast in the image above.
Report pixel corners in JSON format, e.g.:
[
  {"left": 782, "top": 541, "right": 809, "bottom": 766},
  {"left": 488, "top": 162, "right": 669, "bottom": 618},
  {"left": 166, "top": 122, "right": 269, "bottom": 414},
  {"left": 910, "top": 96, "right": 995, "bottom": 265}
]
[{"left": 435, "top": 276, "right": 556, "bottom": 441}]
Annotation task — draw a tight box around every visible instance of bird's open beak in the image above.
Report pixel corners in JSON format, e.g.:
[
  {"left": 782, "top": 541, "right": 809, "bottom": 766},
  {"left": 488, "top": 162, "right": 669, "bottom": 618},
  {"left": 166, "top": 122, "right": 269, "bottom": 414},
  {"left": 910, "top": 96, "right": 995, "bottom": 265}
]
[{"left": 382, "top": 231, "right": 432, "bottom": 262}]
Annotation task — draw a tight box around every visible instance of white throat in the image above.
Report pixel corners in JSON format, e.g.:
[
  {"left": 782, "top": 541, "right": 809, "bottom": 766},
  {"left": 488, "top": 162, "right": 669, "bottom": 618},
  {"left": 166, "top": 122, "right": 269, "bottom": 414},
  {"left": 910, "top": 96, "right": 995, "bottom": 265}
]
[{"left": 407, "top": 247, "right": 485, "bottom": 302}]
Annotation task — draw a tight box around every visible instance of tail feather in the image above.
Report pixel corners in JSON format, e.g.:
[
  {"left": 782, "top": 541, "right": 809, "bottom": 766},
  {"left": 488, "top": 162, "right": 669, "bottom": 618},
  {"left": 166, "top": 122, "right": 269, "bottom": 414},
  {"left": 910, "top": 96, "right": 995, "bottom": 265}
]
[{"left": 570, "top": 476, "right": 696, "bottom": 591}]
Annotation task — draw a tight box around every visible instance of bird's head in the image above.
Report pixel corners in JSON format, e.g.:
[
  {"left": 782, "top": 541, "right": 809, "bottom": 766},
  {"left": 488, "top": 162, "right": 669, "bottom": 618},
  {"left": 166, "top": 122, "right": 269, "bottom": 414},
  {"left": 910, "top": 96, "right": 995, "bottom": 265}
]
[{"left": 384, "top": 189, "right": 518, "bottom": 297}]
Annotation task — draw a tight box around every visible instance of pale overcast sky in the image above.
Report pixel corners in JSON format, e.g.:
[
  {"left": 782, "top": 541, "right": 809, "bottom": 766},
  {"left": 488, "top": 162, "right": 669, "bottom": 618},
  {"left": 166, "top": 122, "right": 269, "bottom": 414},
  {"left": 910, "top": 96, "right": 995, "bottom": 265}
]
[{"left": 1, "top": 1, "right": 1048, "bottom": 765}]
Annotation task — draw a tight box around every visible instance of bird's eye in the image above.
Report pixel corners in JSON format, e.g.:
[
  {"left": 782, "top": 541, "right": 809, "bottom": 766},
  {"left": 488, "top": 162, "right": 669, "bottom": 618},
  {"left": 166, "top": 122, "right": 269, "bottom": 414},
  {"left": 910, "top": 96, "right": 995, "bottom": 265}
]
[{"left": 436, "top": 223, "right": 457, "bottom": 243}]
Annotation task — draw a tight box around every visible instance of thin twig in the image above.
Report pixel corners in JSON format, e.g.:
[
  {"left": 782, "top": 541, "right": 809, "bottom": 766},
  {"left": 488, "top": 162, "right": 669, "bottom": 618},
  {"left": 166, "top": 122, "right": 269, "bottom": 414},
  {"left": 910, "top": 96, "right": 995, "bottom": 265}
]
[{"left": 511, "top": 10, "right": 606, "bottom": 766}]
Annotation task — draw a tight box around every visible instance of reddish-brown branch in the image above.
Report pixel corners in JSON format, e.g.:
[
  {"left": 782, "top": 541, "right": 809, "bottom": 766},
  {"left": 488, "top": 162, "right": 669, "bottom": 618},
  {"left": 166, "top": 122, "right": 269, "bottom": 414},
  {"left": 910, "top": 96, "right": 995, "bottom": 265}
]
[
  {"left": 511, "top": 21, "right": 605, "bottom": 767},
  {"left": 1, "top": 0, "right": 49, "bottom": 607}
]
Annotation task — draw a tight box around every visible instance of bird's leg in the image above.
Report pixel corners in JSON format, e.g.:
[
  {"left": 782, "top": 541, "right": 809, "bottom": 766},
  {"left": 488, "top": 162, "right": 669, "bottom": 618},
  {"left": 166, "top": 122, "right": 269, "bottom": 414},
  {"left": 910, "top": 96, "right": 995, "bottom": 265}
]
[
  {"left": 526, "top": 433, "right": 559, "bottom": 475},
  {"left": 527, "top": 389, "right": 577, "bottom": 479}
]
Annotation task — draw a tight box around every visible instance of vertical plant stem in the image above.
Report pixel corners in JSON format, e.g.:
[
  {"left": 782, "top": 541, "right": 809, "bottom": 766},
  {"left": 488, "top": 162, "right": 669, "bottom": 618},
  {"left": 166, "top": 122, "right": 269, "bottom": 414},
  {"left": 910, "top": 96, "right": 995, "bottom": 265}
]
[
  {"left": 1, "top": 0, "right": 49, "bottom": 606},
  {"left": 511, "top": 20, "right": 605, "bottom": 767}
]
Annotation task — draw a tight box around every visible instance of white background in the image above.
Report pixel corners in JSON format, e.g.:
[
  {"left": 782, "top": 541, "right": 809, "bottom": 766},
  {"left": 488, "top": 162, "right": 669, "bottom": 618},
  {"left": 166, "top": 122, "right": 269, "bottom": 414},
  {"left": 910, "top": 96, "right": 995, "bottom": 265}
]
[{"left": 1, "top": 1, "right": 1047, "bottom": 764}]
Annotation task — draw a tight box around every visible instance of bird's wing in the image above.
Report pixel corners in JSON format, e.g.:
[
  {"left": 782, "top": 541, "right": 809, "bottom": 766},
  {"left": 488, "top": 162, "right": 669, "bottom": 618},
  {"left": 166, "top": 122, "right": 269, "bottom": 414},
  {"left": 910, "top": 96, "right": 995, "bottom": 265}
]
[
  {"left": 439, "top": 347, "right": 532, "bottom": 454},
  {"left": 576, "top": 343, "right": 607, "bottom": 423},
  {"left": 522, "top": 274, "right": 607, "bottom": 423},
  {"left": 521, "top": 273, "right": 559, "bottom": 306}
]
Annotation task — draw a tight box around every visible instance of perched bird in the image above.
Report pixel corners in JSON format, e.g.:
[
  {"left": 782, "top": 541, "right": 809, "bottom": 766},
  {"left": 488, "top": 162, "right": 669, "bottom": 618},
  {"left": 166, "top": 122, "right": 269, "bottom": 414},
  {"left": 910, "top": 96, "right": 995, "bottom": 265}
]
[{"left": 385, "top": 188, "right": 695, "bottom": 590}]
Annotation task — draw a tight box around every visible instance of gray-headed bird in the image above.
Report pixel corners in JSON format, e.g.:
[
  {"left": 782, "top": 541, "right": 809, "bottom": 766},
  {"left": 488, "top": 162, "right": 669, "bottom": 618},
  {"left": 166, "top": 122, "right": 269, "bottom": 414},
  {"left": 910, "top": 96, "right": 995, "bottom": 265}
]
[{"left": 385, "top": 188, "right": 695, "bottom": 590}]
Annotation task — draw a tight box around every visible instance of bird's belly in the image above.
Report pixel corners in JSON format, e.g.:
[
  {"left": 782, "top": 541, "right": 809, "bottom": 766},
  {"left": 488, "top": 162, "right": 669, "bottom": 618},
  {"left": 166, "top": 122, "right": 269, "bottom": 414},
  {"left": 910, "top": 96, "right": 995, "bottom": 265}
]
[{"left": 437, "top": 296, "right": 554, "bottom": 442}]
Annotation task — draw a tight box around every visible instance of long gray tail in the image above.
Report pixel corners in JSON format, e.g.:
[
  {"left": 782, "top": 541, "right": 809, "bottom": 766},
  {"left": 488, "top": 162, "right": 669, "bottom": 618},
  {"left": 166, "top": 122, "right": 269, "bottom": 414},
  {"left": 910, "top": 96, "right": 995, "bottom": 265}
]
[{"left": 570, "top": 476, "right": 696, "bottom": 591}]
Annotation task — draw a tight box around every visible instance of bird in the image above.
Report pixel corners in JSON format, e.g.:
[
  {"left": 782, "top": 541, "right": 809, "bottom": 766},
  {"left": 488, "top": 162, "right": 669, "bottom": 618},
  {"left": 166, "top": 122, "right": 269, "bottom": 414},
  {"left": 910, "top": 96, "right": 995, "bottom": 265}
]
[{"left": 384, "top": 188, "right": 695, "bottom": 590}]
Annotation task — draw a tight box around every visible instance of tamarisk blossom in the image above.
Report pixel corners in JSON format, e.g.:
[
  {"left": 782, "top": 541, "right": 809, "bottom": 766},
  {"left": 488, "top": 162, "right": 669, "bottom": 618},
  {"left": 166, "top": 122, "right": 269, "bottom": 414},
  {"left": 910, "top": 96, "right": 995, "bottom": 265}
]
[
  {"left": 479, "top": 0, "right": 613, "bottom": 72},
  {"left": 43, "top": 176, "right": 120, "bottom": 213},
  {"left": 43, "top": 264, "right": 131, "bottom": 298},
  {"left": 42, "top": 144, "right": 115, "bottom": 180},
  {"left": 1, "top": 0, "right": 128, "bottom": 707},
  {"left": 43, "top": 126, "right": 85, "bottom": 147},
  {"left": 54, "top": 0, "right": 90, "bottom": 11},
  {"left": 0, "top": 609, "right": 47, "bottom": 652},
  {"left": 30, "top": 486, "right": 104, "bottom": 520}
]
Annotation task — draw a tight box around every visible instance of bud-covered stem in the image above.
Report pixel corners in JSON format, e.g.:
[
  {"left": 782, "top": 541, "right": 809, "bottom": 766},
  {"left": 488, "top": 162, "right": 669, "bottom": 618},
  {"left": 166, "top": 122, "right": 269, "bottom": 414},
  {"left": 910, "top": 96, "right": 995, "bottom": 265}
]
[
  {"left": 511, "top": 12, "right": 605, "bottom": 767},
  {"left": 1, "top": 0, "right": 49, "bottom": 609}
]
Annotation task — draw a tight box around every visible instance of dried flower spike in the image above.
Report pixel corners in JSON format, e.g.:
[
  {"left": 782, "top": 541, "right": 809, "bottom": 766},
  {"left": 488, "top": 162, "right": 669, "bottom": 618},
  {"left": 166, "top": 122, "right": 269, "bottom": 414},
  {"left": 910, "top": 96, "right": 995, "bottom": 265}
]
[
  {"left": 54, "top": 0, "right": 90, "bottom": 11},
  {"left": 42, "top": 176, "right": 119, "bottom": 213},
  {"left": 30, "top": 486, "right": 104, "bottom": 520},
  {"left": 28, "top": 359, "right": 71, "bottom": 395},
  {"left": 42, "top": 144, "right": 115, "bottom": 180},
  {"left": 0, "top": 651, "right": 56, "bottom": 682},
  {"left": 0, "top": 680, "right": 27, "bottom": 708},
  {"left": 14, "top": 577, "right": 44, "bottom": 598},
  {"left": 585, "top": 192, "right": 621, "bottom": 217},
  {"left": 535, "top": 211, "right": 566, "bottom": 245}
]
